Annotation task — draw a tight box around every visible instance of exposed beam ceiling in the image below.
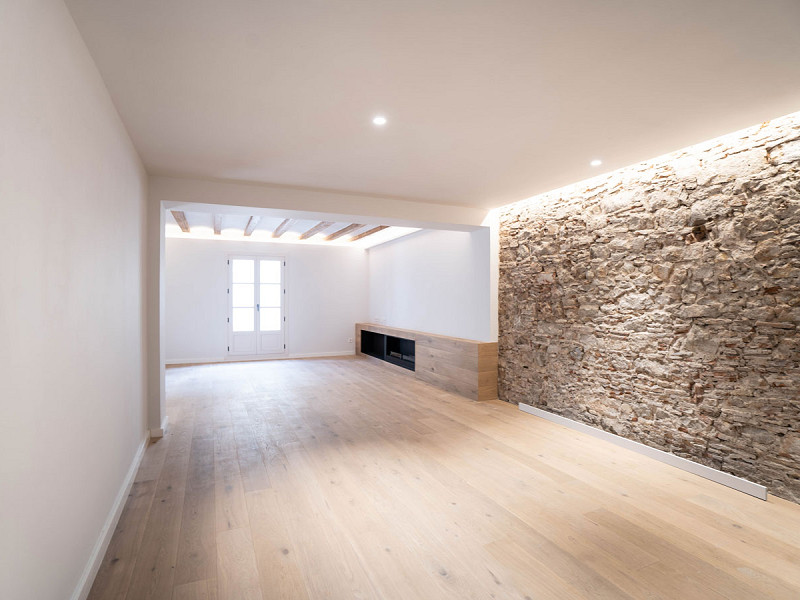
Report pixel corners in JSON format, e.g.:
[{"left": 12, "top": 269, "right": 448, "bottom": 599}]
[
  {"left": 170, "top": 210, "right": 190, "bottom": 233},
  {"left": 272, "top": 218, "right": 294, "bottom": 238},
  {"left": 325, "top": 223, "right": 363, "bottom": 241},
  {"left": 164, "top": 210, "right": 418, "bottom": 248},
  {"left": 351, "top": 225, "right": 388, "bottom": 242},
  {"left": 243, "top": 216, "right": 260, "bottom": 236},
  {"left": 299, "top": 221, "right": 334, "bottom": 240}
]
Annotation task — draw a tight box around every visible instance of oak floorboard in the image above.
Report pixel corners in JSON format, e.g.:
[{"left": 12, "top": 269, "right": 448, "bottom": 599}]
[
  {"left": 135, "top": 435, "right": 172, "bottom": 483},
  {"left": 281, "top": 404, "right": 489, "bottom": 599},
  {"left": 125, "top": 405, "right": 195, "bottom": 599},
  {"left": 245, "top": 489, "right": 311, "bottom": 600},
  {"left": 174, "top": 435, "right": 217, "bottom": 586},
  {"left": 87, "top": 479, "right": 157, "bottom": 600},
  {"left": 87, "top": 358, "right": 800, "bottom": 600},
  {"left": 215, "top": 528, "right": 263, "bottom": 600},
  {"left": 212, "top": 420, "right": 249, "bottom": 533},
  {"left": 172, "top": 579, "right": 216, "bottom": 600},
  {"left": 230, "top": 406, "right": 271, "bottom": 493}
]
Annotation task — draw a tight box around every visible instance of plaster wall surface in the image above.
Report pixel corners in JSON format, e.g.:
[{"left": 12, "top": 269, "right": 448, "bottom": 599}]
[
  {"left": 0, "top": 1, "right": 148, "bottom": 596},
  {"left": 166, "top": 237, "right": 368, "bottom": 362},
  {"left": 368, "top": 229, "right": 494, "bottom": 342}
]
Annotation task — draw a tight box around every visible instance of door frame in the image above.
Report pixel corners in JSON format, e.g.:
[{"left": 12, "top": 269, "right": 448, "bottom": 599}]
[{"left": 226, "top": 253, "right": 288, "bottom": 358}]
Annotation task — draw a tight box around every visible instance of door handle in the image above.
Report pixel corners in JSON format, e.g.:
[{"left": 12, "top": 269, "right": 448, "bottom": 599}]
[{"left": 256, "top": 303, "right": 260, "bottom": 311}]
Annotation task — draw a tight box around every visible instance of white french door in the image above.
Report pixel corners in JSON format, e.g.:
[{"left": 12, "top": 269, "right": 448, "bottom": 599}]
[{"left": 228, "top": 256, "right": 286, "bottom": 356}]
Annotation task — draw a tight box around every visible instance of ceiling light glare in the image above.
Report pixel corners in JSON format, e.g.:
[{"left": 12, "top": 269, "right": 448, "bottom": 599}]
[
  {"left": 590, "top": 159, "right": 602, "bottom": 167},
  {"left": 372, "top": 115, "right": 387, "bottom": 126}
]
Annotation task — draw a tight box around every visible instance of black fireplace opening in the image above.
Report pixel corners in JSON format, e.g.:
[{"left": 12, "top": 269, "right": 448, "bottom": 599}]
[
  {"left": 385, "top": 335, "right": 415, "bottom": 370},
  {"left": 361, "top": 330, "right": 385, "bottom": 359},
  {"left": 360, "top": 330, "right": 415, "bottom": 371}
]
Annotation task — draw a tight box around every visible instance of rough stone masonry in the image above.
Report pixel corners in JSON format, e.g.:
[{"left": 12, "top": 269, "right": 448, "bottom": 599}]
[{"left": 498, "top": 113, "right": 800, "bottom": 502}]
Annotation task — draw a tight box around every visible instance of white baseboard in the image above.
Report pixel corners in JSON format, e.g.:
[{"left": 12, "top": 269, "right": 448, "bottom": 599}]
[
  {"left": 518, "top": 403, "right": 767, "bottom": 501},
  {"left": 149, "top": 415, "right": 169, "bottom": 439},
  {"left": 165, "top": 350, "right": 355, "bottom": 366},
  {"left": 165, "top": 357, "right": 223, "bottom": 365},
  {"left": 287, "top": 351, "right": 356, "bottom": 359},
  {"left": 71, "top": 436, "right": 149, "bottom": 600}
]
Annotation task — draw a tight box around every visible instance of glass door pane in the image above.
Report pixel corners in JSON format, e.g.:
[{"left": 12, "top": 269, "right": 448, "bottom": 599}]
[
  {"left": 231, "top": 259, "right": 255, "bottom": 332},
  {"left": 260, "top": 283, "right": 281, "bottom": 307},
  {"left": 258, "top": 259, "right": 282, "bottom": 333},
  {"left": 232, "top": 284, "right": 254, "bottom": 308},
  {"left": 232, "top": 259, "right": 254, "bottom": 283},
  {"left": 260, "top": 260, "right": 281, "bottom": 283}
]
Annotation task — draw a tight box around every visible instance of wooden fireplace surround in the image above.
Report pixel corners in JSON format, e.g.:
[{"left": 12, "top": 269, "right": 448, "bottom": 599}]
[{"left": 355, "top": 323, "right": 498, "bottom": 401}]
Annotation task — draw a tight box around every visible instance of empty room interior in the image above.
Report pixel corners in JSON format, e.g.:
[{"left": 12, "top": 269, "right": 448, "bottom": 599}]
[{"left": 3, "top": 1, "right": 800, "bottom": 599}]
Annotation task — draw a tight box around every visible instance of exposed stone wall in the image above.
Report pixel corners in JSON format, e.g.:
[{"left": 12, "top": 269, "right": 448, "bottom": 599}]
[{"left": 498, "top": 113, "right": 800, "bottom": 502}]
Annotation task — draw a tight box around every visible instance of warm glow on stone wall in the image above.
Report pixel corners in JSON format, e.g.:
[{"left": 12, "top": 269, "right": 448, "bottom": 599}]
[{"left": 498, "top": 111, "right": 800, "bottom": 502}]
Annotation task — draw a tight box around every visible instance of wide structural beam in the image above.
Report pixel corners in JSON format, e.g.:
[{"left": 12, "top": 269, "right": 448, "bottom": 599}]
[{"left": 151, "top": 175, "right": 489, "bottom": 232}]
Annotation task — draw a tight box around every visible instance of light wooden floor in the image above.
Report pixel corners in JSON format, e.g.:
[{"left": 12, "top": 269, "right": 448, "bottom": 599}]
[{"left": 88, "top": 357, "right": 800, "bottom": 600}]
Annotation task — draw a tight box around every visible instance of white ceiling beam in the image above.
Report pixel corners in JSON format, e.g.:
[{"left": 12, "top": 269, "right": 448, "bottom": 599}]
[
  {"left": 350, "top": 225, "right": 388, "bottom": 242},
  {"left": 272, "top": 218, "right": 294, "bottom": 238},
  {"left": 243, "top": 216, "right": 261, "bottom": 236},
  {"left": 299, "top": 221, "right": 334, "bottom": 240},
  {"left": 170, "top": 210, "right": 190, "bottom": 232},
  {"left": 325, "top": 223, "right": 363, "bottom": 241}
]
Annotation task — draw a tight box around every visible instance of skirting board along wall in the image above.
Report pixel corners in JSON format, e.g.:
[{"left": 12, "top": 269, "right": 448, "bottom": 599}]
[
  {"left": 165, "top": 350, "right": 355, "bottom": 366},
  {"left": 71, "top": 437, "right": 149, "bottom": 600},
  {"left": 150, "top": 416, "right": 169, "bottom": 439},
  {"left": 519, "top": 404, "right": 767, "bottom": 500},
  {"left": 498, "top": 112, "right": 800, "bottom": 503}
]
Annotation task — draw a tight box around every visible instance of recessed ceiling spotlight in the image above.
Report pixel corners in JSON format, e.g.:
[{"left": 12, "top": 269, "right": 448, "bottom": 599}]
[
  {"left": 590, "top": 159, "right": 602, "bottom": 167},
  {"left": 372, "top": 115, "right": 387, "bottom": 126}
]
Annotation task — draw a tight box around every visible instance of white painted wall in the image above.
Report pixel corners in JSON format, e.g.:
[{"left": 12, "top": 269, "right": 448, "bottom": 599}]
[
  {"left": 146, "top": 199, "right": 167, "bottom": 433},
  {"left": 368, "top": 228, "right": 495, "bottom": 342},
  {"left": 0, "top": 2, "right": 148, "bottom": 599},
  {"left": 166, "top": 238, "right": 368, "bottom": 362}
]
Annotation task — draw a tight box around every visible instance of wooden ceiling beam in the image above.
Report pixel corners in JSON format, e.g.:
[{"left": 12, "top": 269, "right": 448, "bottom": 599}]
[
  {"left": 244, "top": 216, "right": 261, "bottom": 236},
  {"left": 213, "top": 214, "right": 222, "bottom": 235},
  {"left": 272, "top": 218, "right": 294, "bottom": 238},
  {"left": 170, "top": 210, "right": 190, "bottom": 233},
  {"left": 350, "top": 225, "right": 389, "bottom": 242},
  {"left": 299, "top": 221, "right": 334, "bottom": 240},
  {"left": 325, "top": 223, "right": 364, "bottom": 241}
]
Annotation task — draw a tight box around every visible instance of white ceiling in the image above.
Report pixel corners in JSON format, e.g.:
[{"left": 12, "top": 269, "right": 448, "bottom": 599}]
[{"left": 66, "top": 0, "right": 800, "bottom": 209}]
